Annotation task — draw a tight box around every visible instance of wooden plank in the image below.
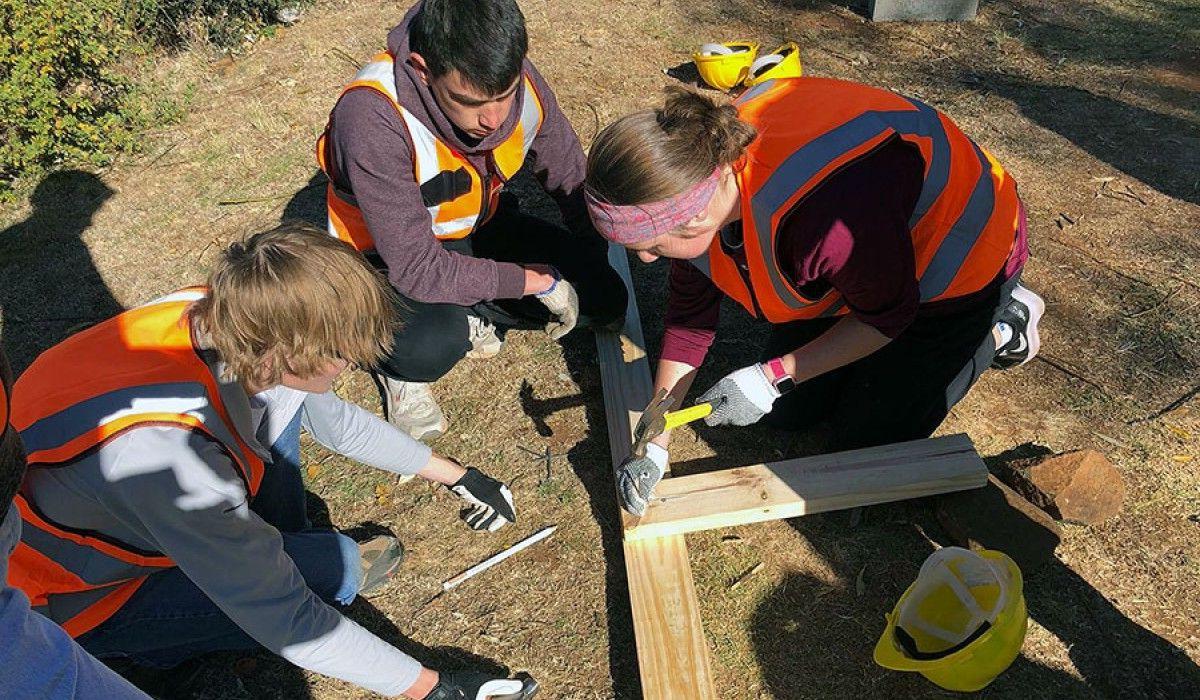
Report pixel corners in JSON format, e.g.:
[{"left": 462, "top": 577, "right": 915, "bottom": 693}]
[
  {"left": 595, "top": 243, "right": 717, "bottom": 699},
  {"left": 623, "top": 536, "right": 715, "bottom": 698},
  {"left": 626, "top": 434, "right": 988, "bottom": 541}
]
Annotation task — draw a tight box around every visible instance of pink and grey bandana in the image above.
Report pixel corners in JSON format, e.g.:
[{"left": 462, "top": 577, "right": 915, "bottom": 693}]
[{"left": 585, "top": 169, "right": 722, "bottom": 245}]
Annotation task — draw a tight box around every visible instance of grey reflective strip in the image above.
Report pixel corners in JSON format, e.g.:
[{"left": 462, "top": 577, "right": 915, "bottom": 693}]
[
  {"left": 45, "top": 583, "right": 128, "bottom": 626},
  {"left": 21, "top": 381, "right": 258, "bottom": 489},
  {"left": 735, "top": 79, "right": 777, "bottom": 105},
  {"left": 20, "top": 382, "right": 207, "bottom": 455},
  {"left": 689, "top": 253, "right": 712, "bottom": 278},
  {"left": 918, "top": 141, "right": 996, "bottom": 301},
  {"left": 750, "top": 111, "right": 917, "bottom": 312},
  {"left": 884, "top": 98, "right": 949, "bottom": 229},
  {"left": 819, "top": 298, "right": 846, "bottom": 318},
  {"left": 749, "top": 103, "right": 967, "bottom": 315},
  {"left": 20, "top": 515, "right": 153, "bottom": 585}
]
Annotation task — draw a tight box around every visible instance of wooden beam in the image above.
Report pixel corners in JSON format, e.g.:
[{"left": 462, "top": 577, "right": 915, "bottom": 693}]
[
  {"left": 626, "top": 434, "right": 988, "bottom": 541},
  {"left": 595, "top": 244, "right": 717, "bottom": 699}
]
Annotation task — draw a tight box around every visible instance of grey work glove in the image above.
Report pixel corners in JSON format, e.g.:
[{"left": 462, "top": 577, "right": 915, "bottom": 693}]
[
  {"left": 617, "top": 442, "right": 668, "bottom": 517},
  {"left": 450, "top": 467, "right": 516, "bottom": 532},
  {"left": 535, "top": 269, "right": 579, "bottom": 340},
  {"left": 698, "top": 364, "right": 781, "bottom": 427}
]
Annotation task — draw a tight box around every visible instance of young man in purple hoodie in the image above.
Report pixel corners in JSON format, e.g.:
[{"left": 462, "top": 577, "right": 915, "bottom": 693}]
[{"left": 319, "top": 0, "right": 626, "bottom": 440}]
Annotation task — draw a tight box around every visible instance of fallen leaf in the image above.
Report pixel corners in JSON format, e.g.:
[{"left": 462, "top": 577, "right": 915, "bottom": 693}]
[
  {"left": 855, "top": 567, "right": 866, "bottom": 597},
  {"left": 1165, "top": 424, "right": 1193, "bottom": 440}
]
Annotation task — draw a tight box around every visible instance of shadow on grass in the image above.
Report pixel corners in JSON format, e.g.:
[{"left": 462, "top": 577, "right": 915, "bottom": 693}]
[
  {"left": 971, "top": 71, "right": 1200, "bottom": 206},
  {"left": 0, "top": 169, "right": 122, "bottom": 373},
  {"left": 280, "top": 171, "right": 328, "bottom": 228},
  {"left": 747, "top": 467, "right": 1200, "bottom": 698}
]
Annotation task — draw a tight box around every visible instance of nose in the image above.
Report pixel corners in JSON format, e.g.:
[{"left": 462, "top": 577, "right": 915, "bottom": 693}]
[
  {"left": 479, "top": 102, "right": 506, "bottom": 131},
  {"left": 636, "top": 250, "right": 659, "bottom": 263}
]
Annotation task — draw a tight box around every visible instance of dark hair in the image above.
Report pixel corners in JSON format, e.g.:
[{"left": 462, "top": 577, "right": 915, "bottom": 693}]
[
  {"left": 587, "top": 87, "right": 757, "bottom": 205},
  {"left": 409, "top": 0, "right": 528, "bottom": 95}
]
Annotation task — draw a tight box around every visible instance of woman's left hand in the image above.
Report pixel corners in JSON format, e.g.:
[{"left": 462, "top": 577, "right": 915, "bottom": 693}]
[{"left": 698, "top": 364, "right": 780, "bottom": 427}]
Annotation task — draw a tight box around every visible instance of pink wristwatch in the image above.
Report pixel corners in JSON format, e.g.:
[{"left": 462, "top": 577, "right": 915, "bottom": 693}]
[{"left": 764, "top": 357, "right": 796, "bottom": 394}]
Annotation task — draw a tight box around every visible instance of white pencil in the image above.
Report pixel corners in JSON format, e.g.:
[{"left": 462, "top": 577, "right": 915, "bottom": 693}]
[{"left": 442, "top": 525, "right": 558, "bottom": 592}]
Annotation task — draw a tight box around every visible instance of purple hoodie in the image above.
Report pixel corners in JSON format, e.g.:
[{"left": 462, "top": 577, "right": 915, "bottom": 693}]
[{"left": 324, "top": 3, "right": 595, "bottom": 305}]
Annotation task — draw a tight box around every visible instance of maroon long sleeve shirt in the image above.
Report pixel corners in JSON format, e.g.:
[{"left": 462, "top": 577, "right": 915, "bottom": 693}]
[
  {"left": 661, "top": 137, "right": 1029, "bottom": 367},
  {"left": 324, "top": 4, "right": 595, "bottom": 305}
]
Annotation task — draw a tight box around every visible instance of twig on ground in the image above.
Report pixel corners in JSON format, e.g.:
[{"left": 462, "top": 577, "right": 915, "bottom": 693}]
[
  {"left": 1128, "top": 384, "right": 1200, "bottom": 425},
  {"left": 585, "top": 102, "right": 601, "bottom": 144},
  {"left": 729, "top": 563, "right": 763, "bottom": 590},
  {"left": 327, "top": 47, "right": 362, "bottom": 71},
  {"left": 1035, "top": 354, "right": 1112, "bottom": 397},
  {"left": 140, "top": 142, "right": 181, "bottom": 171},
  {"left": 1124, "top": 285, "right": 1182, "bottom": 319},
  {"left": 1092, "top": 431, "right": 1134, "bottom": 451}
]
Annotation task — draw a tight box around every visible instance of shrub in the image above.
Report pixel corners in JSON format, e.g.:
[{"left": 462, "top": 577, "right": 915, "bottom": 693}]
[
  {"left": 0, "top": 0, "right": 306, "bottom": 195},
  {"left": 0, "top": 0, "right": 151, "bottom": 191},
  {"left": 132, "top": 0, "right": 304, "bottom": 49}
]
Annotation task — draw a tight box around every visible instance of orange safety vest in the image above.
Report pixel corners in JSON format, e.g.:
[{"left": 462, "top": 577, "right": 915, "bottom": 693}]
[
  {"left": 6, "top": 288, "right": 266, "bottom": 637},
  {"left": 316, "top": 52, "right": 546, "bottom": 252},
  {"left": 694, "top": 78, "right": 1021, "bottom": 323}
]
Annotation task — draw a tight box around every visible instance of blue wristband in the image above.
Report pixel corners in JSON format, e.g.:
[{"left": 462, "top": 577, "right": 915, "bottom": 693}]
[{"left": 534, "top": 268, "right": 562, "bottom": 298}]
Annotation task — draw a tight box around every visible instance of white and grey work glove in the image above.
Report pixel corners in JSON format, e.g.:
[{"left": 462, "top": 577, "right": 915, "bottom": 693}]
[
  {"left": 698, "top": 364, "right": 781, "bottom": 427},
  {"left": 535, "top": 268, "right": 579, "bottom": 340},
  {"left": 617, "top": 442, "right": 669, "bottom": 517},
  {"left": 449, "top": 468, "right": 516, "bottom": 532}
]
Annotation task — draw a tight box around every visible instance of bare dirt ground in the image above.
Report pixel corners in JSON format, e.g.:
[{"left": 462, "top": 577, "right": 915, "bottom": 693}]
[{"left": 1, "top": 0, "right": 1197, "bottom": 698}]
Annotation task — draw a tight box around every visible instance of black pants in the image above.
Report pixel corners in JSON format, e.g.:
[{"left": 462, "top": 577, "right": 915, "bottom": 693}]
[
  {"left": 377, "top": 196, "right": 628, "bottom": 383},
  {"left": 762, "top": 274, "right": 1019, "bottom": 451}
]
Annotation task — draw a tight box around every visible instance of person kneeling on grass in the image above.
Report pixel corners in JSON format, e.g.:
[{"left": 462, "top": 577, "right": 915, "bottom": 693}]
[
  {"left": 586, "top": 84, "right": 1044, "bottom": 516},
  {"left": 7, "top": 223, "right": 531, "bottom": 699}
]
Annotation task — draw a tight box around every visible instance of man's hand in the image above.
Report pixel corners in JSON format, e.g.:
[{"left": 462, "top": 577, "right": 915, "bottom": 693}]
[
  {"left": 697, "top": 364, "right": 780, "bottom": 427},
  {"left": 449, "top": 468, "right": 516, "bottom": 532},
  {"left": 617, "top": 443, "right": 668, "bottom": 517},
  {"left": 535, "top": 270, "right": 579, "bottom": 340}
]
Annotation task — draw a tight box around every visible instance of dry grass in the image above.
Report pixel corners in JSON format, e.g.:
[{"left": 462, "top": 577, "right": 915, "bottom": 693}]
[{"left": 0, "top": 0, "right": 1197, "bottom": 698}]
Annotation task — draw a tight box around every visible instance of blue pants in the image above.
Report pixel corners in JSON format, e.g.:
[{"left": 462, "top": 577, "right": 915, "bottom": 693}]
[{"left": 77, "top": 414, "right": 360, "bottom": 668}]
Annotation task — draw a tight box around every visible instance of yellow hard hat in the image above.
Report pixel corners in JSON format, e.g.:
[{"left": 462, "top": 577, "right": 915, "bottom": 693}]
[
  {"left": 692, "top": 41, "right": 758, "bottom": 91},
  {"left": 745, "top": 42, "right": 802, "bottom": 86},
  {"left": 874, "top": 547, "right": 1027, "bottom": 692}
]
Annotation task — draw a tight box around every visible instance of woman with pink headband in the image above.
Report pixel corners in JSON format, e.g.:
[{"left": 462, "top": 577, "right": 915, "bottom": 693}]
[{"left": 586, "top": 84, "right": 1043, "bottom": 516}]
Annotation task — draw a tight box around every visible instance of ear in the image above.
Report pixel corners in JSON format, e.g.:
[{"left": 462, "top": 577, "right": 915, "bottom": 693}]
[{"left": 409, "top": 52, "right": 430, "bottom": 85}]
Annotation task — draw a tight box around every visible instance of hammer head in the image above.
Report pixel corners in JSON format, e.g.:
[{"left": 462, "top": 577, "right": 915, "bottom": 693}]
[{"left": 630, "top": 388, "right": 675, "bottom": 460}]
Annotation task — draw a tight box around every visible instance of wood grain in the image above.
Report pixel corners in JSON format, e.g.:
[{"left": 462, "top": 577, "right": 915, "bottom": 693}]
[
  {"left": 626, "top": 434, "right": 988, "bottom": 541},
  {"left": 595, "top": 244, "right": 717, "bottom": 699}
]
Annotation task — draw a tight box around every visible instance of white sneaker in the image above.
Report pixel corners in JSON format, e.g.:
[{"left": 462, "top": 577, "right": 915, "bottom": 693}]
[
  {"left": 991, "top": 283, "right": 1045, "bottom": 369},
  {"left": 379, "top": 376, "right": 447, "bottom": 441},
  {"left": 465, "top": 314, "right": 503, "bottom": 359}
]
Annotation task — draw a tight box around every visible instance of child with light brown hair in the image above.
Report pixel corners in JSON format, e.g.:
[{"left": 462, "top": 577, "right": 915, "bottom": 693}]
[{"left": 8, "top": 222, "right": 534, "bottom": 699}]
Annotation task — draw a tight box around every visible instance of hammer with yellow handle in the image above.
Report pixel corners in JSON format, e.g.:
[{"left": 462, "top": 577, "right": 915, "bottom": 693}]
[{"left": 629, "top": 389, "right": 714, "bottom": 460}]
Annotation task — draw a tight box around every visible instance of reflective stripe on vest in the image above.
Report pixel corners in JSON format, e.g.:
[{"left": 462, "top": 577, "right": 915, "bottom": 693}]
[
  {"left": 8, "top": 288, "right": 266, "bottom": 637},
  {"left": 317, "top": 52, "right": 545, "bottom": 251},
  {"left": 696, "top": 78, "right": 1020, "bottom": 324}
]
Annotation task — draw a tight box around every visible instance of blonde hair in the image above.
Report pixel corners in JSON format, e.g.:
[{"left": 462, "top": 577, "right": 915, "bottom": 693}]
[
  {"left": 190, "top": 222, "right": 398, "bottom": 387},
  {"left": 587, "top": 87, "right": 757, "bottom": 206}
]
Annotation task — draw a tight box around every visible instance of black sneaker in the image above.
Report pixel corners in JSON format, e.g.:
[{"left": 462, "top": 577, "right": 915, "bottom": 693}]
[{"left": 991, "top": 284, "right": 1044, "bottom": 369}]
